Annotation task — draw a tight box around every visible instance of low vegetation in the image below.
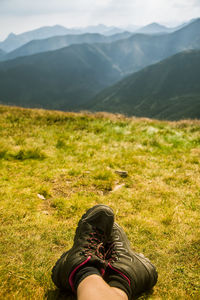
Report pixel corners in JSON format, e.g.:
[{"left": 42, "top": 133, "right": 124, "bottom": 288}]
[{"left": 0, "top": 105, "right": 199, "bottom": 299}]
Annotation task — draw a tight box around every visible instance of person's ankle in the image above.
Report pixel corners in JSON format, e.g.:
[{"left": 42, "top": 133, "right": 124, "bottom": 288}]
[
  {"left": 111, "top": 287, "right": 128, "bottom": 300},
  {"left": 74, "top": 265, "right": 102, "bottom": 290}
]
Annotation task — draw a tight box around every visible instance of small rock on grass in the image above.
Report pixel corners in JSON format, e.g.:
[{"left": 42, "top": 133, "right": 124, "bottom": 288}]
[
  {"left": 115, "top": 170, "right": 128, "bottom": 178},
  {"left": 113, "top": 183, "right": 125, "bottom": 192},
  {"left": 37, "top": 193, "right": 46, "bottom": 200}
]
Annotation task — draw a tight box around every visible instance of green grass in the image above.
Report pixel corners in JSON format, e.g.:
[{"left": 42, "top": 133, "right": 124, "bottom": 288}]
[{"left": 0, "top": 105, "right": 199, "bottom": 299}]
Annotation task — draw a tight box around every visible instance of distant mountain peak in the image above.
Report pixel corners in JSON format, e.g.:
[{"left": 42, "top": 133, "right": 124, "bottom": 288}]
[
  {"left": 53, "top": 24, "right": 67, "bottom": 29},
  {"left": 136, "top": 22, "right": 170, "bottom": 34},
  {"left": 153, "top": 22, "right": 169, "bottom": 28},
  {"left": 149, "top": 22, "right": 164, "bottom": 26},
  {"left": 8, "top": 33, "right": 17, "bottom": 38}
]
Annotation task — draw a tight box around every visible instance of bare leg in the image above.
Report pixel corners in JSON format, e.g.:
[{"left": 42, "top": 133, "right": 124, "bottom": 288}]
[{"left": 77, "top": 275, "right": 128, "bottom": 300}]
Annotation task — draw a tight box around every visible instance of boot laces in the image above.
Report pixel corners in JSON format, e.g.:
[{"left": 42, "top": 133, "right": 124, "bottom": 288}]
[
  {"left": 105, "top": 232, "right": 128, "bottom": 263},
  {"left": 82, "top": 227, "right": 106, "bottom": 260},
  {"left": 105, "top": 241, "right": 118, "bottom": 262}
]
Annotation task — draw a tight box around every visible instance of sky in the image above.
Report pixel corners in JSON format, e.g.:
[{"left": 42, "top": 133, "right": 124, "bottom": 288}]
[{"left": 0, "top": 0, "right": 200, "bottom": 40}]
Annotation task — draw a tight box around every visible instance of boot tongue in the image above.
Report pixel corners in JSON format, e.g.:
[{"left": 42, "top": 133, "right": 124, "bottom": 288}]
[{"left": 86, "top": 212, "right": 113, "bottom": 238}]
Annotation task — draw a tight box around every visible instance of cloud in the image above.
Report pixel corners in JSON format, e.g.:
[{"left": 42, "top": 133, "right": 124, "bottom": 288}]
[
  {"left": 0, "top": 0, "right": 108, "bottom": 15},
  {"left": 88, "top": 0, "right": 200, "bottom": 26},
  {"left": 1, "top": 0, "right": 199, "bottom": 18},
  {"left": 0, "top": 0, "right": 200, "bottom": 40},
  {"left": 1, "top": 0, "right": 200, "bottom": 21}
]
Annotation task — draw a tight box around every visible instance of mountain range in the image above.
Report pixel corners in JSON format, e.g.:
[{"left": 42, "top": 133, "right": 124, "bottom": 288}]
[
  {"left": 0, "top": 20, "right": 190, "bottom": 53},
  {"left": 0, "top": 25, "right": 71, "bottom": 52},
  {"left": 0, "top": 18, "right": 199, "bottom": 120},
  {"left": 0, "top": 24, "right": 127, "bottom": 53},
  {"left": 86, "top": 50, "right": 200, "bottom": 120},
  {"left": 135, "top": 20, "right": 193, "bottom": 34},
  {"left": 92, "top": 18, "right": 200, "bottom": 75},
  {"left": 1, "top": 32, "right": 132, "bottom": 61},
  {"left": 2, "top": 18, "right": 197, "bottom": 63}
]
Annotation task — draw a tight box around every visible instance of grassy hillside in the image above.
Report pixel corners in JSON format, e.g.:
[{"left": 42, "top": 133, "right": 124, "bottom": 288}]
[
  {"left": 0, "top": 44, "right": 121, "bottom": 110},
  {"left": 88, "top": 50, "right": 200, "bottom": 120},
  {"left": 0, "top": 105, "right": 199, "bottom": 299}
]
